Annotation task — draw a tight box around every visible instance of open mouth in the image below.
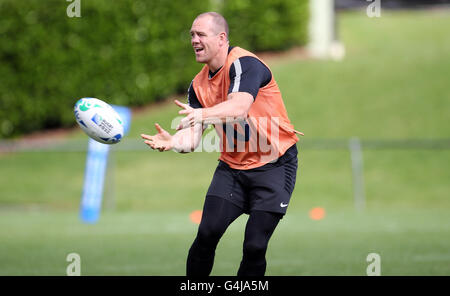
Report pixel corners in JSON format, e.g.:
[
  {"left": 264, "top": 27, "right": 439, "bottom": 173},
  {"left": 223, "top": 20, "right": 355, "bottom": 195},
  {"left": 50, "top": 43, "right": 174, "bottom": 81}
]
[{"left": 194, "top": 47, "right": 204, "bottom": 54}]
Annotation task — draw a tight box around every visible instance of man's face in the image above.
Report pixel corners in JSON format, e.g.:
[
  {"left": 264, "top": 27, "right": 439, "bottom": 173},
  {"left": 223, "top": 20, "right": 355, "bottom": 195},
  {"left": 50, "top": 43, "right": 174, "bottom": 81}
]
[{"left": 190, "top": 16, "right": 221, "bottom": 64}]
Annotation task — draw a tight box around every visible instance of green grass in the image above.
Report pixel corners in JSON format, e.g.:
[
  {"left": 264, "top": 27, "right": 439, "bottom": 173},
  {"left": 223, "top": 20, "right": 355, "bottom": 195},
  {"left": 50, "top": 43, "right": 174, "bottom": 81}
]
[
  {"left": 275, "top": 10, "right": 450, "bottom": 139},
  {"left": 0, "top": 208, "right": 448, "bottom": 275},
  {"left": 1, "top": 9, "right": 450, "bottom": 275}
]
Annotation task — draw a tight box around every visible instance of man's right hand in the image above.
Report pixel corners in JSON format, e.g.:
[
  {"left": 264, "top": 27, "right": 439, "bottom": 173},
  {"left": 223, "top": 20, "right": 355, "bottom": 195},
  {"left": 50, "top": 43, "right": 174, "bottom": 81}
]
[{"left": 141, "top": 123, "right": 173, "bottom": 152}]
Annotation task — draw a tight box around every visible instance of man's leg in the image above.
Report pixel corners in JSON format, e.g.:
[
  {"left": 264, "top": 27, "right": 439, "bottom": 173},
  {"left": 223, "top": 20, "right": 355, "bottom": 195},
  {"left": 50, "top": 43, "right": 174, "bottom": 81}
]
[
  {"left": 186, "top": 196, "right": 243, "bottom": 276},
  {"left": 237, "top": 210, "right": 282, "bottom": 276}
]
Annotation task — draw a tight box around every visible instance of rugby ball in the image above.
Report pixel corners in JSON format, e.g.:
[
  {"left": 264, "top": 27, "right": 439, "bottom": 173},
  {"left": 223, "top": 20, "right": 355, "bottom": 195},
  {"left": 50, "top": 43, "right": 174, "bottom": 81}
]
[{"left": 74, "top": 98, "right": 124, "bottom": 144}]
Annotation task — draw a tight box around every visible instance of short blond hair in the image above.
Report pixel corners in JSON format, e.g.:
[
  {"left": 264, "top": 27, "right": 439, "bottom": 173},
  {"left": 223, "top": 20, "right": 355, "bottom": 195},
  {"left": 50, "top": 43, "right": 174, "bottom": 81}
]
[{"left": 195, "top": 12, "right": 229, "bottom": 39}]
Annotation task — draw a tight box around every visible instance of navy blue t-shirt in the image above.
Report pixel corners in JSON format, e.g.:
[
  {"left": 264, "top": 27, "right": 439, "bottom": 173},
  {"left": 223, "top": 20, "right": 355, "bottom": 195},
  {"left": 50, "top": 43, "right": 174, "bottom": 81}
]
[{"left": 187, "top": 47, "right": 272, "bottom": 109}]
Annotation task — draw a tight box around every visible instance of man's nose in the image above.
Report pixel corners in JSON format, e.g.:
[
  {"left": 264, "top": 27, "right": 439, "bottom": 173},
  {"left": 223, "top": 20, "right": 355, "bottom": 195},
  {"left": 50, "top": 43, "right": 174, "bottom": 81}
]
[{"left": 191, "top": 34, "right": 200, "bottom": 44}]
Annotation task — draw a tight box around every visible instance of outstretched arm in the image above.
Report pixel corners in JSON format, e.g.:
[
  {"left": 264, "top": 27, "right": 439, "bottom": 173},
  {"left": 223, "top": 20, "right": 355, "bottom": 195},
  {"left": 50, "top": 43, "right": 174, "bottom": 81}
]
[
  {"left": 141, "top": 122, "right": 203, "bottom": 153},
  {"left": 175, "top": 92, "right": 254, "bottom": 130}
]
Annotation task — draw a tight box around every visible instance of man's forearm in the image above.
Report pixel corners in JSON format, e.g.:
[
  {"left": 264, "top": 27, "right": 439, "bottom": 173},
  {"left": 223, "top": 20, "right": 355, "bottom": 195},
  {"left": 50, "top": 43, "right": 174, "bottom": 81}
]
[
  {"left": 201, "top": 92, "right": 253, "bottom": 125},
  {"left": 171, "top": 123, "right": 203, "bottom": 153},
  {"left": 176, "top": 93, "right": 253, "bottom": 131},
  {"left": 202, "top": 101, "right": 245, "bottom": 124}
]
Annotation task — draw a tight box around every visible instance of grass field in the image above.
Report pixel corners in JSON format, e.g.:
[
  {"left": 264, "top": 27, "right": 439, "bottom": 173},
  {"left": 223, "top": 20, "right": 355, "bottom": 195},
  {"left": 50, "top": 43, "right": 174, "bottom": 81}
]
[
  {"left": 1, "top": 208, "right": 449, "bottom": 275},
  {"left": 0, "top": 9, "right": 449, "bottom": 275}
]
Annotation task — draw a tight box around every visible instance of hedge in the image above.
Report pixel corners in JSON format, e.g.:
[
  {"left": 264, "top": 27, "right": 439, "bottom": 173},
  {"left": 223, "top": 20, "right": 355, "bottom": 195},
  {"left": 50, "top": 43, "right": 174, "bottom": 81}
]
[
  {"left": 222, "top": 0, "right": 309, "bottom": 51},
  {"left": 0, "top": 0, "right": 308, "bottom": 138},
  {"left": 0, "top": 0, "right": 207, "bottom": 138}
]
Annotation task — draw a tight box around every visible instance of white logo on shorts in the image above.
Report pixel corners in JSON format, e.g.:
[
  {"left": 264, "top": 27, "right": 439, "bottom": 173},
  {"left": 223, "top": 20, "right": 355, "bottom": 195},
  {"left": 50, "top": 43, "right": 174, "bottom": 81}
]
[{"left": 280, "top": 202, "right": 288, "bottom": 208}]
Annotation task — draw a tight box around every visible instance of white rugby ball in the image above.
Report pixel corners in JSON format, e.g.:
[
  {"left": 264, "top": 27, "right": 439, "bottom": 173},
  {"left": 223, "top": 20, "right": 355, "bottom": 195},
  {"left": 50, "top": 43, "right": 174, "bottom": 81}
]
[{"left": 74, "top": 98, "right": 124, "bottom": 144}]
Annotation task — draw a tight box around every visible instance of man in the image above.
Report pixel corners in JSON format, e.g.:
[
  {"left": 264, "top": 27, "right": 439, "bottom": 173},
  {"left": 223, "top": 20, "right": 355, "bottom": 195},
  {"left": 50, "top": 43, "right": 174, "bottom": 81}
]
[{"left": 141, "top": 12, "right": 303, "bottom": 276}]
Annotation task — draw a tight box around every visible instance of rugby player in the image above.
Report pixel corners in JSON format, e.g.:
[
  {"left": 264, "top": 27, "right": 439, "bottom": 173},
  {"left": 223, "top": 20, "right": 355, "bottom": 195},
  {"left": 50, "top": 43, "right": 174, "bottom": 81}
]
[{"left": 141, "top": 12, "right": 303, "bottom": 276}]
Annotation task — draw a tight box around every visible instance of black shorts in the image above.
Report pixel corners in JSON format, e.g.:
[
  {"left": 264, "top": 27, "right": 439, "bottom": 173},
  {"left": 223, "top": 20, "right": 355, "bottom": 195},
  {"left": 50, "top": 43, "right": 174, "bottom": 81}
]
[{"left": 206, "top": 144, "right": 298, "bottom": 215}]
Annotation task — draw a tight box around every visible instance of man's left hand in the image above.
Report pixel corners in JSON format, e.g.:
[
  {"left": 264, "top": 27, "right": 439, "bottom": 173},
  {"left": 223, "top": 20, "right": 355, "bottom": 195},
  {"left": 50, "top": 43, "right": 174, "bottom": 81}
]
[{"left": 175, "top": 100, "right": 202, "bottom": 130}]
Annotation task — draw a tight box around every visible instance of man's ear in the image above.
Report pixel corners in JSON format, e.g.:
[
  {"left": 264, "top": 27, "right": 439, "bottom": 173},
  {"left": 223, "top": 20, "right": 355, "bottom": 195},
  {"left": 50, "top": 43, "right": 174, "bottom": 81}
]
[{"left": 219, "top": 32, "right": 228, "bottom": 46}]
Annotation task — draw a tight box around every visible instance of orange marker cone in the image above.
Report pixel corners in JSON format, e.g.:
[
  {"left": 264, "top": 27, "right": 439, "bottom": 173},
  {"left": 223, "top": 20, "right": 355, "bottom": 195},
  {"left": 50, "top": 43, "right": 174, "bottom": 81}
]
[
  {"left": 189, "top": 210, "right": 203, "bottom": 224},
  {"left": 309, "top": 207, "right": 326, "bottom": 220}
]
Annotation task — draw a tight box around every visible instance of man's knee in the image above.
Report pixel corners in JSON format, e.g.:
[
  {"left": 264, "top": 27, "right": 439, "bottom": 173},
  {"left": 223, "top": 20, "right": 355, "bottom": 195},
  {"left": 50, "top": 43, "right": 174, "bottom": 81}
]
[
  {"left": 238, "top": 239, "right": 268, "bottom": 276},
  {"left": 243, "top": 239, "right": 267, "bottom": 260},
  {"left": 196, "top": 222, "right": 225, "bottom": 246}
]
